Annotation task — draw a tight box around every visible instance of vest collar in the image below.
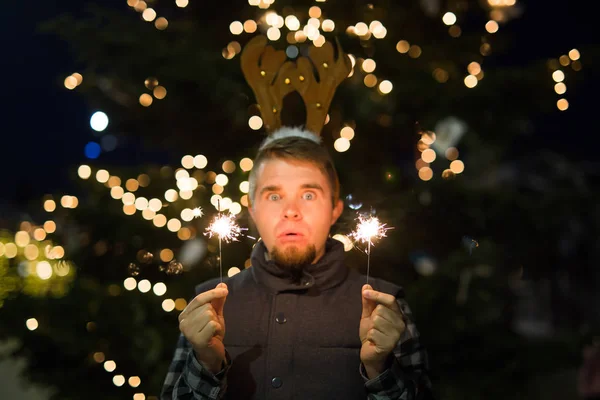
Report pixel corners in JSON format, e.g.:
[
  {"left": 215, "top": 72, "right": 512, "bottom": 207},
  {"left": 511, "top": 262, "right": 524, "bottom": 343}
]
[{"left": 250, "top": 238, "right": 349, "bottom": 293}]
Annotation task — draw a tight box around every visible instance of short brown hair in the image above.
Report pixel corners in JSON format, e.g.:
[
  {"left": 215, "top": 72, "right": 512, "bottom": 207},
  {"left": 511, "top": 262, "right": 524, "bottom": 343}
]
[{"left": 248, "top": 129, "right": 340, "bottom": 206}]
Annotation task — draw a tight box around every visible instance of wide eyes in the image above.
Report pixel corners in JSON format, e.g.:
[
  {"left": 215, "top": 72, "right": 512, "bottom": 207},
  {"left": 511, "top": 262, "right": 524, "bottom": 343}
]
[
  {"left": 302, "top": 192, "right": 315, "bottom": 200},
  {"left": 266, "top": 192, "right": 315, "bottom": 201}
]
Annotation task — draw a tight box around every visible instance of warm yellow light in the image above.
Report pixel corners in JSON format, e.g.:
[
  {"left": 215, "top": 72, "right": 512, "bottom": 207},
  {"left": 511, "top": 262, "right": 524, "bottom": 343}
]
[
  {"left": 557, "top": 98, "right": 569, "bottom": 111},
  {"left": 464, "top": 75, "right": 478, "bottom": 88},
  {"left": 110, "top": 186, "right": 124, "bottom": 200},
  {"left": 64, "top": 76, "right": 77, "bottom": 90},
  {"left": 378, "top": 80, "right": 393, "bottom": 94},
  {"left": 162, "top": 299, "right": 175, "bottom": 312},
  {"left": 104, "top": 360, "right": 117, "bottom": 372},
  {"left": 37, "top": 261, "right": 53, "bottom": 280},
  {"left": 408, "top": 45, "right": 422, "bottom": 58},
  {"left": 222, "top": 160, "right": 236, "bottom": 173},
  {"left": 133, "top": 393, "right": 145, "bottom": 400},
  {"left": 433, "top": 68, "right": 449, "bottom": 83},
  {"left": 230, "top": 21, "right": 243, "bottom": 35},
  {"left": 96, "top": 169, "right": 110, "bottom": 183},
  {"left": 93, "top": 352, "right": 105, "bottom": 363},
  {"left": 43, "top": 199, "right": 56, "bottom": 212},
  {"left": 418, "top": 167, "right": 433, "bottom": 181},
  {"left": 241, "top": 195, "right": 249, "bottom": 207},
  {"left": 159, "top": 249, "right": 175, "bottom": 262},
  {"left": 122, "top": 192, "right": 135, "bottom": 206},
  {"left": 129, "top": 376, "right": 141, "bottom": 388},
  {"left": 309, "top": 6, "right": 322, "bottom": 18},
  {"left": 139, "top": 93, "right": 153, "bottom": 107},
  {"left": 134, "top": 0, "right": 147, "bottom": 12},
  {"left": 153, "top": 214, "right": 167, "bottom": 228},
  {"left": 167, "top": 219, "right": 182, "bottom": 232},
  {"left": 215, "top": 174, "right": 229, "bottom": 186},
  {"left": 322, "top": 19, "right": 335, "bottom": 32},
  {"left": 450, "top": 160, "right": 465, "bottom": 173},
  {"left": 363, "top": 74, "right": 377, "bottom": 88},
  {"left": 15, "top": 231, "right": 30, "bottom": 247},
  {"left": 554, "top": 82, "right": 566, "bottom": 94},
  {"left": 175, "top": 0, "right": 188, "bottom": 7},
  {"left": 442, "top": 12, "right": 457, "bottom": 25},
  {"left": 124, "top": 277, "right": 137, "bottom": 291},
  {"left": 174, "top": 298, "right": 188, "bottom": 311},
  {"left": 568, "top": 49, "right": 580, "bottom": 61},
  {"left": 467, "top": 62, "right": 481, "bottom": 75},
  {"left": 153, "top": 86, "right": 167, "bottom": 99},
  {"left": 125, "top": 179, "right": 139, "bottom": 192},
  {"left": 142, "top": 8, "right": 157, "bottom": 22},
  {"left": 43, "top": 220, "right": 56, "bottom": 233},
  {"left": 313, "top": 35, "right": 326, "bottom": 47},
  {"left": 362, "top": 59, "right": 376, "bottom": 73},
  {"left": 396, "top": 40, "right": 410, "bottom": 53},
  {"left": 178, "top": 227, "right": 192, "bottom": 241},
  {"left": 244, "top": 20, "right": 258, "bottom": 33},
  {"left": 138, "top": 174, "right": 150, "bottom": 187},
  {"left": 78, "top": 165, "right": 92, "bottom": 179},
  {"left": 230, "top": 202, "right": 242, "bottom": 215},
  {"left": 267, "top": 27, "right": 281, "bottom": 41},
  {"left": 421, "top": 148, "right": 437, "bottom": 163},
  {"left": 137, "top": 279, "right": 151, "bottom": 293},
  {"left": 123, "top": 204, "right": 136, "bottom": 216},
  {"left": 153, "top": 282, "right": 167, "bottom": 296},
  {"left": 334, "top": 138, "right": 351, "bottom": 152},
  {"left": 23, "top": 244, "right": 38, "bottom": 260},
  {"left": 49, "top": 246, "right": 65, "bottom": 259},
  {"left": 246, "top": 116, "right": 264, "bottom": 131},
  {"left": 239, "top": 157, "right": 253, "bottom": 172},
  {"left": 212, "top": 184, "right": 224, "bottom": 195},
  {"left": 142, "top": 209, "right": 155, "bottom": 220},
  {"left": 485, "top": 20, "right": 499, "bottom": 33},
  {"left": 194, "top": 154, "right": 208, "bottom": 169},
  {"left": 113, "top": 375, "right": 126, "bottom": 387},
  {"left": 134, "top": 197, "right": 148, "bottom": 211},
  {"left": 155, "top": 17, "right": 168, "bottom": 30},
  {"left": 26, "top": 318, "right": 38, "bottom": 331},
  {"left": 32, "top": 228, "right": 46, "bottom": 241},
  {"left": 227, "top": 267, "right": 241, "bottom": 277},
  {"left": 355, "top": 22, "right": 368, "bottom": 36},
  {"left": 181, "top": 155, "right": 194, "bottom": 169},
  {"left": 552, "top": 70, "right": 565, "bottom": 82},
  {"left": 4, "top": 243, "right": 17, "bottom": 258},
  {"left": 107, "top": 176, "right": 121, "bottom": 188},
  {"left": 339, "top": 126, "right": 355, "bottom": 140}
]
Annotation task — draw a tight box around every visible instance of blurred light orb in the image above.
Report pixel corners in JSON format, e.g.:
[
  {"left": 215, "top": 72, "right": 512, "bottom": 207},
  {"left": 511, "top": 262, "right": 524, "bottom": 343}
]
[
  {"left": 194, "top": 154, "right": 208, "bottom": 169},
  {"left": 37, "top": 261, "right": 53, "bottom": 280},
  {"left": 230, "top": 21, "right": 243, "bottom": 35},
  {"left": 138, "top": 279, "right": 151, "bottom": 293},
  {"left": 379, "top": 80, "right": 393, "bottom": 94},
  {"left": 26, "top": 318, "right": 39, "bottom": 331},
  {"left": 78, "top": 165, "right": 92, "bottom": 179},
  {"left": 142, "top": 8, "right": 157, "bottom": 22},
  {"left": 286, "top": 45, "right": 299, "bottom": 59},
  {"left": 153, "top": 282, "right": 167, "bottom": 296},
  {"left": 442, "top": 12, "right": 457, "bottom": 25},
  {"left": 249, "top": 116, "right": 263, "bottom": 130},
  {"left": 334, "top": 137, "right": 350, "bottom": 152},
  {"left": 228, "top": 267, "right": 241, "bottom": 277},
  {"left": 332, "top": 234, "right": 353, "bottom": 251},
  {"left": 175, "top": 0, "right": 188, "bottom": 7},
  {"left": 84, "top": 142, "right": 101, "bottom": 159},
  {"left": 552, "top": 70, "right": 565, "bottom": 82}
]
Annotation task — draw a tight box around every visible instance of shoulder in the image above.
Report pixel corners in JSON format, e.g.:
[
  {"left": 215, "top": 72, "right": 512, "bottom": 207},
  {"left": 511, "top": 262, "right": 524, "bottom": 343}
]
[{"left": 194, "top": 268, "right": 254, "bottom": 295}]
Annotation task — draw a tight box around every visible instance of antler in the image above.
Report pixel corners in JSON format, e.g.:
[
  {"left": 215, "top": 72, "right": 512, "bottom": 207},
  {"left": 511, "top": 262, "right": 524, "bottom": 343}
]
[
  {"left": 294, "top": 39, "right": 351, "bottom": 135},
  {"left": 240, "top": 35, "right": 295, "bottom": 132},
  {"left": 241, "top": 36, "right": 351, "bottom": 135}
]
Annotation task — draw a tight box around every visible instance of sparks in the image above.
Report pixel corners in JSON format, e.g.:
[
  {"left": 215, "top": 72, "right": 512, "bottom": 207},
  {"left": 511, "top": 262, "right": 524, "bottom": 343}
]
[
  {"left": 193, "top": 207, "right": 204, "bottom": 218},
  {"left": 205, "top": 213, "right": 242, "bottom": 243},
  {"left": 349, "top": 214, "right": 391, "bottom": 246},
  {"left": 349, "top": 214, "right": 393, "bottom": 285}
]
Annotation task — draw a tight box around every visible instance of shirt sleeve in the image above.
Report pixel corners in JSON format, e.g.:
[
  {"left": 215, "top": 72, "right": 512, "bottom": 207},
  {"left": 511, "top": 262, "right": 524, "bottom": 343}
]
[
  {"left": 161, "top": 333, "right": 232, "bottom": 400},
  {"left": 360, "top": 297, "right": 434, "bottom": 400}
]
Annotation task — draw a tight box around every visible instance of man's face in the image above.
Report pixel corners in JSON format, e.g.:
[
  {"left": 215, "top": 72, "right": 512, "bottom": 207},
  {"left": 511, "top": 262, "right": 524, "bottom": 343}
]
[{"left": 249, "top": 158, "right": 343, "bottom": 270}]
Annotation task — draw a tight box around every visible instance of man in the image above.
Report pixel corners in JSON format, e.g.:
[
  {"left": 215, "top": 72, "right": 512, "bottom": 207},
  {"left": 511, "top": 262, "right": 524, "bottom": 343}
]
[{"left": 161, "top": 127, "right": 433, "bottom": 399}]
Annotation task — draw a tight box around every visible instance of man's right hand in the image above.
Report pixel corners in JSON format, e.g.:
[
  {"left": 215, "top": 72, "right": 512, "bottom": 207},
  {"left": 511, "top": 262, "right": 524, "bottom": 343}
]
[{"left": 178, "top": 282, "right": 228, "bottom": 374}]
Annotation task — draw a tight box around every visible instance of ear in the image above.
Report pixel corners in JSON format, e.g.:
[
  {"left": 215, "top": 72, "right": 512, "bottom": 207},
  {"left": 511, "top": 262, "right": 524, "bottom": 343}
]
[
  {"left": 330, "top": 199, "right": 344, "bottom": 226},
  {"left": 248, "top": 204, "right": 255, "bottom": 222}
]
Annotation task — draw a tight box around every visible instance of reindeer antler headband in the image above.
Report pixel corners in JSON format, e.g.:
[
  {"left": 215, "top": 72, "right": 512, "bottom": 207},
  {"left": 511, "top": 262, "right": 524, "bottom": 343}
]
[{"left": 241, "top": 35, "right": 352, "bottom": 135}]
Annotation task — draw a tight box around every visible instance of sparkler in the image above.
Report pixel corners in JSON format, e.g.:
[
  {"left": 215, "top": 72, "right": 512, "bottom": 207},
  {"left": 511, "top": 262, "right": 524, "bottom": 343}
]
[
  {"left": 349, "top": 214, "right": 392, "bottom": 284},
  {"left": 204, "top": 201, "right": 243, "bottom": 282}
]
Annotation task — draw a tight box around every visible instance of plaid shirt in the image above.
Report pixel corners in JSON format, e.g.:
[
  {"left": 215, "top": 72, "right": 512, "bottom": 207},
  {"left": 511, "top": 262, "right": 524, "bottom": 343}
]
[{"left": 161, "top": 296, "right": 432, "bottom": 400}]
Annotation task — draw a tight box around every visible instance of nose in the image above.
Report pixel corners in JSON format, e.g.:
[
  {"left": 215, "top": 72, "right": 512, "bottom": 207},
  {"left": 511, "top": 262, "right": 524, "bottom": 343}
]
[{"left": 283, "top": 199, "right": 301, "bottom": 220}]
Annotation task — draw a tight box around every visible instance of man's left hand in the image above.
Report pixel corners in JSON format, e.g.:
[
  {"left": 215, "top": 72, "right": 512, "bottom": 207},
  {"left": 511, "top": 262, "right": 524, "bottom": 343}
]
[{"left": 359, "top": 284, "right": 406, "bottom": 377}]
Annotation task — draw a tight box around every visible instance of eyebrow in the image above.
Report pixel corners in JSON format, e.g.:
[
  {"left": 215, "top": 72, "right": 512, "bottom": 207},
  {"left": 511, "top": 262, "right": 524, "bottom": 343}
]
[{"left": 259, "top": 183, "right": 324, "bottom": 196}]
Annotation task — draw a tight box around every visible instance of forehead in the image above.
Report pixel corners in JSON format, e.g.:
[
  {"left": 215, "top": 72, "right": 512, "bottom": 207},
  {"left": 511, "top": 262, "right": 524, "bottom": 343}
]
[{"left": 255, "top": 158, "right": 330, "bottom": 188}]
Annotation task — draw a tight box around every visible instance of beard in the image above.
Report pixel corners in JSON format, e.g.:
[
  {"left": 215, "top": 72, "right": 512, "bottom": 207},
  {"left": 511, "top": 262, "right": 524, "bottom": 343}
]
[{"left": 271, "top": 244, "right": 316, "bottom": 284}]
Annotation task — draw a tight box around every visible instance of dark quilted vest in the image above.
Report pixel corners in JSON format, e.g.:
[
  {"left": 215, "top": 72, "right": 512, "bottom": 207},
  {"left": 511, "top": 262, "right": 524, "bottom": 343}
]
[{"left": 195, "top": 239, "right": 402, "bottom": 400}]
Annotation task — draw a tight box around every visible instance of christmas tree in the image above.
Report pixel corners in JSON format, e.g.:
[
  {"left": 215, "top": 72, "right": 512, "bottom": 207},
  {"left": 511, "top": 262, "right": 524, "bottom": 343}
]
[{"left": 1, "top": 0, "right": 598, "bottom": 399}]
